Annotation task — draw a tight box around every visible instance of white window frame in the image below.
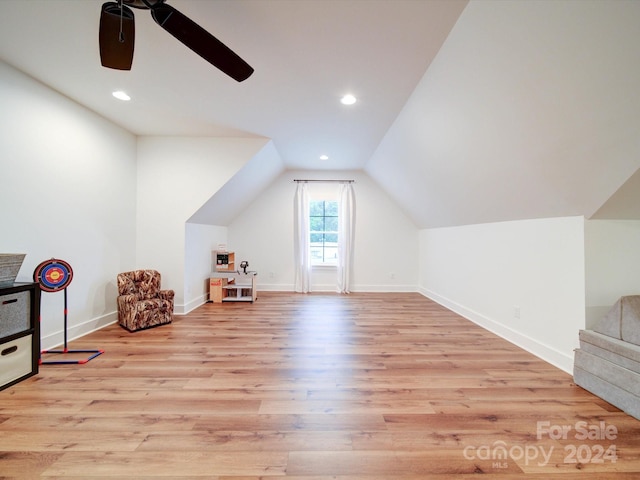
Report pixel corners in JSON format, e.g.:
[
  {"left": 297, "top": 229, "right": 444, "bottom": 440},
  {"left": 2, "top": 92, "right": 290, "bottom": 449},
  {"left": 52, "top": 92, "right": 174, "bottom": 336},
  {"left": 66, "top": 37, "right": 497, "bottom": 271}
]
[{"left": 309, "top": 199, "right": 339, "bottom": 266}]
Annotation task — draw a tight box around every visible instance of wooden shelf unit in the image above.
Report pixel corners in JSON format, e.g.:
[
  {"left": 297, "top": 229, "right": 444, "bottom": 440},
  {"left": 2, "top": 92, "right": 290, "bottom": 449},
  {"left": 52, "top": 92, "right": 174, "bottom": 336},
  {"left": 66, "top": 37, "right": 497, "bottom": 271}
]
[
  {"left": 214, "top": 251, "right": 235, "bottom": 272},
  {"left": 209, "top": 271, "right": 257, "bottom": 303}
]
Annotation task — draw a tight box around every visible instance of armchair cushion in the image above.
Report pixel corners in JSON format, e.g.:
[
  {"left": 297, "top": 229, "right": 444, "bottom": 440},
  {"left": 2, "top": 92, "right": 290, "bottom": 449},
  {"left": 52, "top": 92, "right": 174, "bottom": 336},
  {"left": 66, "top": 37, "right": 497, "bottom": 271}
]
[{"left": 117, "top": 270, "right": 174, "bottom": 332}]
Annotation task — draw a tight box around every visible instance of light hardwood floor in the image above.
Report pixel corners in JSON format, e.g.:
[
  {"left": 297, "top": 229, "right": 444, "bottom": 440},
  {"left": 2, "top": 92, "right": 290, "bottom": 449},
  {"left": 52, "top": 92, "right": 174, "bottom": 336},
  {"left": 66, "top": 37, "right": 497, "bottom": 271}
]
[{"left": 1, "top": 292, "right": 639, "bottom": 478}]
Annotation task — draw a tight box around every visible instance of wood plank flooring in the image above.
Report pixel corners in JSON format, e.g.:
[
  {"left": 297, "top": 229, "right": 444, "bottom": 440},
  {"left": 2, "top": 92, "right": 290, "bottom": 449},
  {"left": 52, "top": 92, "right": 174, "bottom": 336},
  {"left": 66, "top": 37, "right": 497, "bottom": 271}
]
[{"left": 1, "top": 292, "right": 639, "bottom": 478}]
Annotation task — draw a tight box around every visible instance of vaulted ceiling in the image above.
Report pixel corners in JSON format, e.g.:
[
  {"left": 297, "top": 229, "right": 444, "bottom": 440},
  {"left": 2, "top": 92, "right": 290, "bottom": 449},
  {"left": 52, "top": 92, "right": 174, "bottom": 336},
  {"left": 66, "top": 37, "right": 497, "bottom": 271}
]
[
  {"left": 1, "top": 0, "right": 638, "bottom": 229},
  {"left": 367, "top": 0, "right": 640, "bottom": 228}
]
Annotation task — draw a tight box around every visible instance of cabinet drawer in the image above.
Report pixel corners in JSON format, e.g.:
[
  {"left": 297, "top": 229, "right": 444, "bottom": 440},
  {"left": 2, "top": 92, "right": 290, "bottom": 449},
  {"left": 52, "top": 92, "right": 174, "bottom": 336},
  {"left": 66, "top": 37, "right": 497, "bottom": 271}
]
[
  {"left": 0, "top": 334, "right": 33, "bottom": 389},
  {"left": 0, "top": 290, "right": 31, "bottom": 338}
]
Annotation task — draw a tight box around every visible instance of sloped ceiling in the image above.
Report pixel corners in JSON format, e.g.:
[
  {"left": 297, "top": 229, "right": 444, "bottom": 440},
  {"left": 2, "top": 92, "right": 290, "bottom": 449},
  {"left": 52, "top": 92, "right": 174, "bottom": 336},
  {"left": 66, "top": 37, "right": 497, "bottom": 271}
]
[
  {"left": 1, "top": 1, "right": 639, "bottom": 229},
  {"left": 0, "top": 0, "right": 466, "bottom": 171},
  {"left": 366, "top": 0, "right": 640, "bottom": 228},
  {"left": 188, "top": 140, "right": 284, "bottom": 226},
  {"left": 592, "top": 167, "right": 640, "bottom": 220}
]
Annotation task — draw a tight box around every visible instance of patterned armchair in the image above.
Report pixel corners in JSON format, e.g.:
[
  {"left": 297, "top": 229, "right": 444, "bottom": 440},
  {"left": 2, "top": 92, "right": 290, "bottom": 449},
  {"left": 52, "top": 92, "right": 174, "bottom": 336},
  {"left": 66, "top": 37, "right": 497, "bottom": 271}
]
[{"left": 117, "top": 270, "right": 174, "bottom": 332}]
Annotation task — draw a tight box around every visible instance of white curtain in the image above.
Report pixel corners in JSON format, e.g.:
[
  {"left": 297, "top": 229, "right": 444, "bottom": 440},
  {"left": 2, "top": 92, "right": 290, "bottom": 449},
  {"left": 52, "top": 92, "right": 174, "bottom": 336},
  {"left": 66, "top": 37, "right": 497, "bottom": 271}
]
[
  {"left": 293, "top": 182, "right": 311, "bottom": 293},
  {"left": 337, "top": 182, "right": 356, "bottom": 293}
]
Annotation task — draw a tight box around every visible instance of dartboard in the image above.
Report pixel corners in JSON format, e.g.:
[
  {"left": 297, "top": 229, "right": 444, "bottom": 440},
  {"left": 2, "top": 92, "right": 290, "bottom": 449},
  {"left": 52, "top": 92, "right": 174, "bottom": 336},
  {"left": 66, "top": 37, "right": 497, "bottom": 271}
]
[{"left": 33, "top": 258, "right": 74, "bottom": 292}]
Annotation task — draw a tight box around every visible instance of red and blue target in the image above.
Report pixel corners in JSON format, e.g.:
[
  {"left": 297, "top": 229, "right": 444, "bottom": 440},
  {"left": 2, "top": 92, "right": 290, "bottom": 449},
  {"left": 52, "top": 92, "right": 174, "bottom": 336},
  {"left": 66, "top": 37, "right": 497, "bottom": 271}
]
[
  {"left": 33, "top": 259, "right": 73, "bottom": 292},
  {"left": 32, "top": 258, "right": 103, "bottom": 364}
]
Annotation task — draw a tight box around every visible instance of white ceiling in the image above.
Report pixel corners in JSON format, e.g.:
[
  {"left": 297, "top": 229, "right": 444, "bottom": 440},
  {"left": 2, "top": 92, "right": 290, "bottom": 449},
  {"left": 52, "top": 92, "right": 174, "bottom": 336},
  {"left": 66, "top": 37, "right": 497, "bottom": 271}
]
[
  {"left": 0, "top": 0, "right": 467, "bottom": 171},
  {"left": 366, "top": 0, "right": 640, "bottom": 227},
  {"left": 2, "top": 0, "right": 639, "bottom": 229}
]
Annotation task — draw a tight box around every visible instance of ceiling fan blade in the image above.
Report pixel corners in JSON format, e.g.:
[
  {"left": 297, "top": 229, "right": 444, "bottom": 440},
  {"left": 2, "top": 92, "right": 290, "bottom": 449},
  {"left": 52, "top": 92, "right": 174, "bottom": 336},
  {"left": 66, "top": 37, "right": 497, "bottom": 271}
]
[
  {"left": 150, "top": 4, "right": 254, "bottom": 82},
  {"left": 99, "top": 2, "right": 135, "bottom": 70}
]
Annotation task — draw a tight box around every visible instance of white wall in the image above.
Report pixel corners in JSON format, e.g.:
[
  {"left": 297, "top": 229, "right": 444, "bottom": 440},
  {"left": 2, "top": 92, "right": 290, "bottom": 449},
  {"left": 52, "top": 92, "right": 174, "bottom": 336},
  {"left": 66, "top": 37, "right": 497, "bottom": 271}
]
[
  {"left": 585, "top": 220, "right": 640, "bottom": 328},
  {"left": 228, "top": 170, "right": 419, "bottom": 292},
  {"left": 419, "top": 216, "right": 585, "bottom": 373},
  {"left": 184, "top": 223, "right": 227, "bottom": 313},
  {"left": 136, "top": 136, "right": 269, "bottom": 312},
  {"left": 0, "top": 61, "right": 137, "bottom": 349},
  {"left": 188, "top": 140, "right": 284, "bottom": 225}
]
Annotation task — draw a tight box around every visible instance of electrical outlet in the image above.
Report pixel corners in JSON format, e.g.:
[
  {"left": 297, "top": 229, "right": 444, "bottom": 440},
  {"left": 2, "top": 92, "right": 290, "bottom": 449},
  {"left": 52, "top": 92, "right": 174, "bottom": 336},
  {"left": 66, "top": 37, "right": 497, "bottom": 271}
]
[
  {"left": 390, "top": 272, "right": 396, "bottom": 280},
  {"left": 514, "top": 306, "right": 521, "bottom": 319}
]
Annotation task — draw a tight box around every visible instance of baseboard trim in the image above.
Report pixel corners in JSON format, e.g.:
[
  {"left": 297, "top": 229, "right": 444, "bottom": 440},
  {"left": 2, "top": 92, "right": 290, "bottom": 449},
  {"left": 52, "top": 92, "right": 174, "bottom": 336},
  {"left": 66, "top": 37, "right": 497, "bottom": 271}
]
[
  {"left": 419, "top": 287, "right": 574, "bottom": 374},
  {"left": 41, "top": 311, "right": 117, "bottom": 351},
  {"left": 256, "top": 283, "right": 418, "bottom": 293},
  {"left": 178, "top": 294, "right": 208, "bottom": 315}
]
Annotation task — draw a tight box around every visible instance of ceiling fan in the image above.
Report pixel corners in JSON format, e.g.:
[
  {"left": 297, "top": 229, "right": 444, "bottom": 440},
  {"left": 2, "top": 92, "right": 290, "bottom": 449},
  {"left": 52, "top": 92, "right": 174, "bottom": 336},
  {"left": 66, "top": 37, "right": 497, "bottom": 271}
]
[{"left": 99, "top": 0, "right": 254, "bottom": 82}]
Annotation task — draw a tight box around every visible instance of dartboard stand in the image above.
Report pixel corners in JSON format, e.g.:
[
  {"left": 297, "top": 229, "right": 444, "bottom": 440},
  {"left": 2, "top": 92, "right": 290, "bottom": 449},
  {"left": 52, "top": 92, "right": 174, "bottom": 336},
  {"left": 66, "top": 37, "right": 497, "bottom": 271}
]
[{"left": 33, "top": 259, "right": 104, "bottom": 365}]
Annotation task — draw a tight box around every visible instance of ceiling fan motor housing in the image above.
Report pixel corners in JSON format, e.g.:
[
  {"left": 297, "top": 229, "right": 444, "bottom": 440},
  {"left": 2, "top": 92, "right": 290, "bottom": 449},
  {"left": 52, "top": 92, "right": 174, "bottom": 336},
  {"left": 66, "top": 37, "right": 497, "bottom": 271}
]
[
  {"left": 123, "top": 0, "right": 166, "bottom": 9},
  {"left": 99, "top": 2, "right": 135, "bottom": 70}
]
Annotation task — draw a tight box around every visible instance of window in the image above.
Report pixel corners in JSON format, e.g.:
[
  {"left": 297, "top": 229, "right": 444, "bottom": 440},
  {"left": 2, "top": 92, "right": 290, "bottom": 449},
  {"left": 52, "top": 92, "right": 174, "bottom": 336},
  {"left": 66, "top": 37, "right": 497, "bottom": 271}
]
[{"left": 309, "top": 200, "right": 338, "bottom": 265}]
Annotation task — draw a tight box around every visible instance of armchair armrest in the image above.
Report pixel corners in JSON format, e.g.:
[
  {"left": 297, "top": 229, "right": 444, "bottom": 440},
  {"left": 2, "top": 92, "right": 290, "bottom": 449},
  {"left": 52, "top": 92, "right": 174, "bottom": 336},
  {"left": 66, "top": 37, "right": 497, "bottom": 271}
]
[{"left": 158, "top": 289, "right": 175, "bottom": 302}]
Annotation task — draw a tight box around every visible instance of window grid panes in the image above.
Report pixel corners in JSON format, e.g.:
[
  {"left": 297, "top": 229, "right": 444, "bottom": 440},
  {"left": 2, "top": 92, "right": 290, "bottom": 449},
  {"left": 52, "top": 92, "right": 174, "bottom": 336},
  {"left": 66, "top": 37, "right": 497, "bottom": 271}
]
[{"left": 309, "top": 200, "right": 338, "bottom": 265}]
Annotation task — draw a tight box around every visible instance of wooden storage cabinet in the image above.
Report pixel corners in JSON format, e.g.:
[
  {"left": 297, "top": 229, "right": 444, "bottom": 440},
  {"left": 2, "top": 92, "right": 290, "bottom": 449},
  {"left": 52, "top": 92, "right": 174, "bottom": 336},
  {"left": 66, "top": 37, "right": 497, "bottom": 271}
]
[{"left": 0, "top": 282, "right": 41, "bottom": 390}]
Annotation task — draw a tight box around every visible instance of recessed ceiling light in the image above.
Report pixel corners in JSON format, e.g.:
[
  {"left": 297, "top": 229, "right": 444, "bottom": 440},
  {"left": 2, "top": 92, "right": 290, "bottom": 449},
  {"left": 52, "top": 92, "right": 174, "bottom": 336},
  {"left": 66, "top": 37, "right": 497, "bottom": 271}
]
[
  {"left": 112, "top": 90, "right": 131, "bottom": 101},
  {"left": 340, "top": 94, "right": 357, "bottom": 105},
  {"left": 319, "top": 155, "right": 329, "bottom": 160}
]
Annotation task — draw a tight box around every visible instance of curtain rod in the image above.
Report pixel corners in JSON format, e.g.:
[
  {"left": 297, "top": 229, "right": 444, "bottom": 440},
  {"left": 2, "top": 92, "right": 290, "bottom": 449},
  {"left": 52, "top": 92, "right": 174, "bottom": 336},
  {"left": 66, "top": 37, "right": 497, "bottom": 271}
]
[{"left": 293, "top": 179, "right": 354, "bottom": 183}]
